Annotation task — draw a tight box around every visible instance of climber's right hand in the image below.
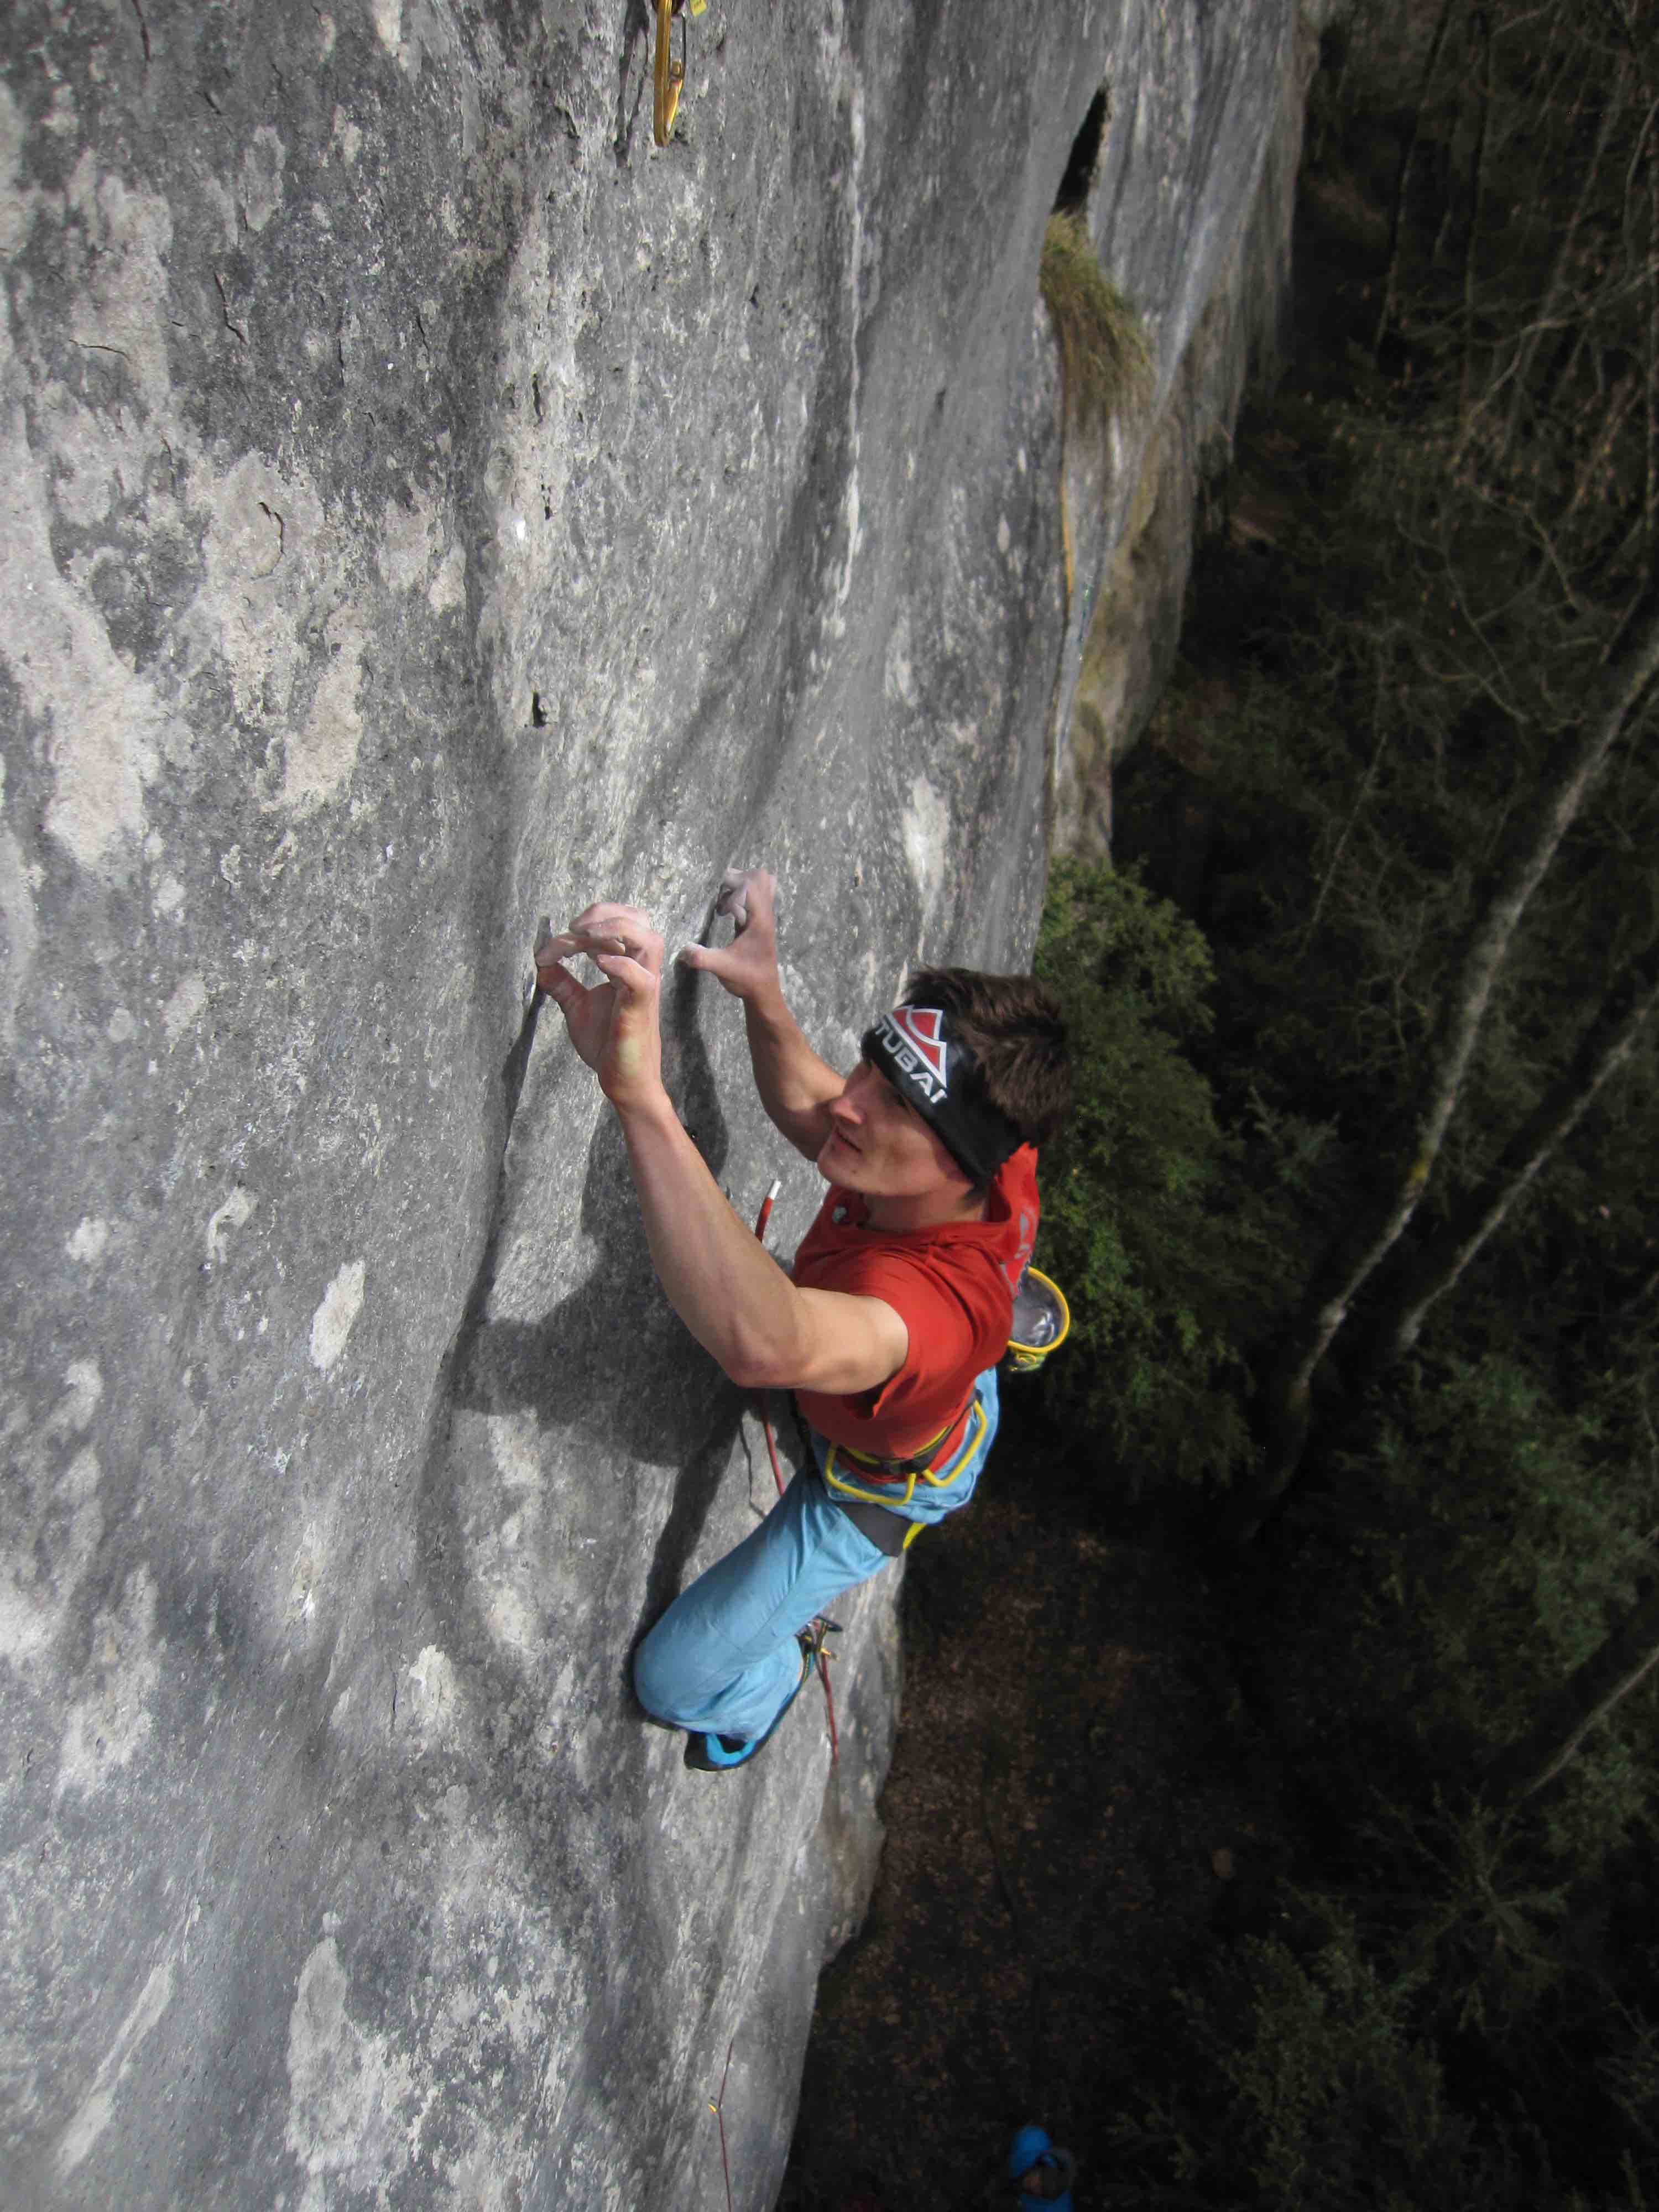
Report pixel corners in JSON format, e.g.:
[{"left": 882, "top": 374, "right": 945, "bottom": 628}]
[
  {"left": 678, "top": 867, "right": 781, "bottom": 1004},
  {"left": 538, "top": 901, "right": 666, "bottom": 1115}
]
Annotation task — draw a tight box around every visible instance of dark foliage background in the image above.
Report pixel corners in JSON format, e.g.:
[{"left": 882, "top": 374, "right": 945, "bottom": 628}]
[{"left": 1032, "top": 1, "right": 1659, "bottom": 2200}]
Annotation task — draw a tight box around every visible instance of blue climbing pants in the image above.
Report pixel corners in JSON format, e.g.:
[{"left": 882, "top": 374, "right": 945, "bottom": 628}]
[{"left": 634, "top": 1368, "right": 1000, "bottom": 1745}]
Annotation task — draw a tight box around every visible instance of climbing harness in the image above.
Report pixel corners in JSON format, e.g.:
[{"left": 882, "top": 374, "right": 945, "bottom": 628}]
[
  {"left": 1004, "top": 1263, "right": 1071, "bottom": 1374},
  {"left": 745, "top": 1175, "right": 1071, "bottom": 1755},
  {"left": 653, "top": 0, "right": 706, "bottom": 146},
  {"left": 820, "top": 1397, "right": 990, "bottom": 1551}
]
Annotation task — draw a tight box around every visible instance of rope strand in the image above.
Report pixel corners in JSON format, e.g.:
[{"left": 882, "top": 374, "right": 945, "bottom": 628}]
[{"left": 755, "top": 1182, "right": 839, "bottom": 1765}]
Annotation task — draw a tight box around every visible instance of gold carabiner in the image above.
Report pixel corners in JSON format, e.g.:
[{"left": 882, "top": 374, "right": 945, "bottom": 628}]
[{"left": 653, "top": 0, "right": 686, "bottom": 145}]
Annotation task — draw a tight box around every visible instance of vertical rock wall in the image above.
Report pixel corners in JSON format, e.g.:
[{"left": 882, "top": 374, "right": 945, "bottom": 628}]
[
  {"left": 1055, "top": 6, "right": 1323, "bottom": 855},
  {"left": 0, "top": 2, "right": 1296, "bottom": 2205}
]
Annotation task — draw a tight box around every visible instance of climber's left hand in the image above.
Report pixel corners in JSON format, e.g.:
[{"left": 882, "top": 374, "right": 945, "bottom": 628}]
[{"left": 537, "top": 901, "right": 665, "bottom": 1114}]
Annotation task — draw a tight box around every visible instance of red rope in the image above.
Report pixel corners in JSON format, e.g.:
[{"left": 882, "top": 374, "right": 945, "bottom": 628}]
[
  {"left": 753, "top": 1181, "right": 778, "bottom": 1245},
  {"left": 752, "top": 1182, "right": 787, "bottom": 1499},
  {"left": 762, "top": 1416, "right": 786, "bottom": 1498}
]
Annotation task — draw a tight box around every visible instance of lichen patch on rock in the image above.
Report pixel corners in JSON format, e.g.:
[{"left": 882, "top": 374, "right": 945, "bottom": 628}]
[
  {"left": 53, "top": 1564, "right": 163, "bottom": 1803},
  {"left": 284, "top": 1937, "right": 417, "bottom": 2195},
  {"left": 309, "top": 1258, "right": 367, "bottom": 1371},
  {"left": 53, "top": 1955, "right": 176, "bottom": 2177}
]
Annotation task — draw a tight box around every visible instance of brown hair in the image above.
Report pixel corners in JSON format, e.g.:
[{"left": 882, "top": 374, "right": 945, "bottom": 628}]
[{"left": 901, "top": 967, "right": 1072, "bottom": 1148}]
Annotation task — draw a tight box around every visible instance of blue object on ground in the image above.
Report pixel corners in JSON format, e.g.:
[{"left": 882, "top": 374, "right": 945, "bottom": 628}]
[
  {"left": 1008, "top": 2124, "right": 1075, "bottom": 2208},
  {"left": 1009, "top": 2126, "right": 1052, "bottom": 2179}
]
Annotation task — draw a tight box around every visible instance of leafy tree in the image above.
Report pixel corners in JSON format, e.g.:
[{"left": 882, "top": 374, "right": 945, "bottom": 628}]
[
  {"left": 1114, "top": 1896, "right": 1556, "bottom": 2211},
  {"left": 1246, "top": 606, "right": 1659, "bottom": 1529},
  {"left": 1032, "top": 858, "right": 1264, "bottom": 1491},
  {"left": 1485, "top": 1573, "right": 1659, "bottom": 1812}
]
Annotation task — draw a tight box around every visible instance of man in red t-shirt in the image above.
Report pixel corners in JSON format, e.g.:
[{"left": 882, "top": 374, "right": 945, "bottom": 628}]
[{"left": 535, "top": 870, "right": 1070, "bottom": 1771}]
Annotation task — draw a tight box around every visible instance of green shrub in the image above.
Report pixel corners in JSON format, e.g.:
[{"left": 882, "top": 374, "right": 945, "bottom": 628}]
[
  {"left": 1120, "top": 1898, "right": 1550, "bottom": 2211},
  {"left": 1270, "top": 1353, "right": 1657, "bottom": 1800},
  {"left": 1034, "top": 857, "right": 1262, "bottom": 1490},
  {"left": 1039, "top": 211, "right": 1155, "bottom": 433}
]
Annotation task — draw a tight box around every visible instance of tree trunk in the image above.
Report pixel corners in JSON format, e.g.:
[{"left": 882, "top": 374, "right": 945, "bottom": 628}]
[
  {"left": 1533, "top": 55, "right": 1636, "bottom": 430},
  {"left": 1497, "top": 55, "right": 1627, "bottom": 459},
  {"left": 1645, "top": 56, "right": 1659, "bottom": 549},
  {"left": 1483, "top": 1575, "right": 1659, "bottom": 1809},
  {"left": 1374, "top": 0, "right": 1462, "bottom": 356},
  {"left": 1354, "top": 934, "right": 1659, "bottom": 1381},
  {"left": 1457, "top": 12, "right": 1493, "bottom": 430},
  {"left": 1222, "top": 601, "right": 1659, "bottom": 1545}
]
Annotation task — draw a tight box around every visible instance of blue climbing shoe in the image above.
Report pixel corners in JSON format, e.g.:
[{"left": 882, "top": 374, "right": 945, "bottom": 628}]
[
  {"left": 683, "top": 1624, "right": 833, "bottom": 1773},
  {"left": 683, "top": 1727, "right": 760, "bottom": 1771}
]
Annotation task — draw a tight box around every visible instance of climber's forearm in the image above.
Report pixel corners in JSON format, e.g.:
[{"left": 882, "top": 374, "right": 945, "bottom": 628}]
[
  {"left": 614, "top": 1084, "right": 904, "bottom": 1393},
  {"left": 616, "top": 1085, "right": 816, "bottom": 1384},
  {"left": 740, "top": 983, "right": 844, "bottom": 1163}
]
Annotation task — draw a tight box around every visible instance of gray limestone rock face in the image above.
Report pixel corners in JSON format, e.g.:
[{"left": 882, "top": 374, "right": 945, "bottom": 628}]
[
  {"left": 0, "top": 2, "right": 1295, "bottom": 2206},
  {"left": 1056, "top": 8, "right": 1321, "bottom": 857}
]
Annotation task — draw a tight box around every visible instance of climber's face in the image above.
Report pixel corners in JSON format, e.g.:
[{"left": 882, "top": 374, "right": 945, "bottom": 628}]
[{"left": 817, "top": 1059, "right": 975, "bottom": 1206}]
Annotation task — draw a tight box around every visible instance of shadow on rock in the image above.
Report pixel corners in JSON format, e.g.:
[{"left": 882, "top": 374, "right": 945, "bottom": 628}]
[
  {"left": 614, "top": 0, "right": 651, "bottom": 162},
  {"left": 388, "top": 961, "right": 774, "bottom": 2157},
  {"left": 434, "top": 958, "right": 770, "bottom": 1699},
  {"left": 454, "top": 962, "right": 739, "bottom": 1477}
]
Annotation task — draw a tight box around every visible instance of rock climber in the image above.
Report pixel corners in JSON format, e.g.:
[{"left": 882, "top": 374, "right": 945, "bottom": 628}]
[{"left": 534, "top": 868, "right": 1071, "bottom": 1771}]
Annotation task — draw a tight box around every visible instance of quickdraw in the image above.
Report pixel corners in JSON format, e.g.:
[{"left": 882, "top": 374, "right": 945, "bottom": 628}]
[
  {"left": 653, "top": 0, "right": 706, "bottom": 147},
  {"left": 801, "top": 1614, "right": 841, "bottom": 1766}
]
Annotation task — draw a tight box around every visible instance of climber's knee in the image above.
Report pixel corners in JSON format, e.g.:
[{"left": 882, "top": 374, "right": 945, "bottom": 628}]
[{"left": 633, "top": 1615, "right": 693, "bottom": 1728}]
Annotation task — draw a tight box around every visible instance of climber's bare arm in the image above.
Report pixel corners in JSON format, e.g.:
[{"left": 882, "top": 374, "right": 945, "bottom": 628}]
[
  {"left": 538, "top": 902, "right": 907, "bottom": 1392},
  {"left": 677, "top": 869, "right": 844, "bottom": 1164},
  {"left": 618, "top": 1094, "right": 909, "bottom": 1391}
]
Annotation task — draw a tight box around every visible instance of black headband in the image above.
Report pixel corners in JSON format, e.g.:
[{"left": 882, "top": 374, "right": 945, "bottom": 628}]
[{"left": 860, "top": 1006, "right": 1025, "bottom": 1186}]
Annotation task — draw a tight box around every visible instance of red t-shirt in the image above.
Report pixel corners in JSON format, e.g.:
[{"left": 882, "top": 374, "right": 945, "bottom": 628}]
[{"left": 791, "top": 1145, "right": 1040, "bottom": 1462}]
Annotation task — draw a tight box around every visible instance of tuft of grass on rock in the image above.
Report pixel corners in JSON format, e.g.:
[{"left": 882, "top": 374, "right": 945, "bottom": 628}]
[{"left": 1040, "top": 211, "right": 1155, "bottom": 433}]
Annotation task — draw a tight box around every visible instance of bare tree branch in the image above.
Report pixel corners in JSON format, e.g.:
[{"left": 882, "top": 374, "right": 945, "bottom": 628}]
[
  {"left": 1498, "top": 55, "right": 1630, "bottom": 458},
  {"left": 1355, "top": 932, "right": 1659, "bottom": 1379},
  {"left": 1223, "top": 598, "right": 1659, "bottom": 1543},
  {"left": 1375, "top": 0, "right": 1463, "bottom": 356},
  {"left": 1483, "top": 1573, "right": 1659, "bottom": 1808},
  {"left": 1459, "top": 11, "right": 1495, "bottom": 429}
]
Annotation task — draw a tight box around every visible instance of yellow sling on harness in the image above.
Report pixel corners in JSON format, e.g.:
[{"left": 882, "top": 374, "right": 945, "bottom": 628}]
[{"left": 821, "top": 1395, "right": 991, "bottom": 1552}]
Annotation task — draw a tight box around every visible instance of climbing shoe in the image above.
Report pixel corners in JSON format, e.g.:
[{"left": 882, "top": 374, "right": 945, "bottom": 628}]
[{"left": 683, "top": 1624, "right": 833, "bottom": 1773}]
